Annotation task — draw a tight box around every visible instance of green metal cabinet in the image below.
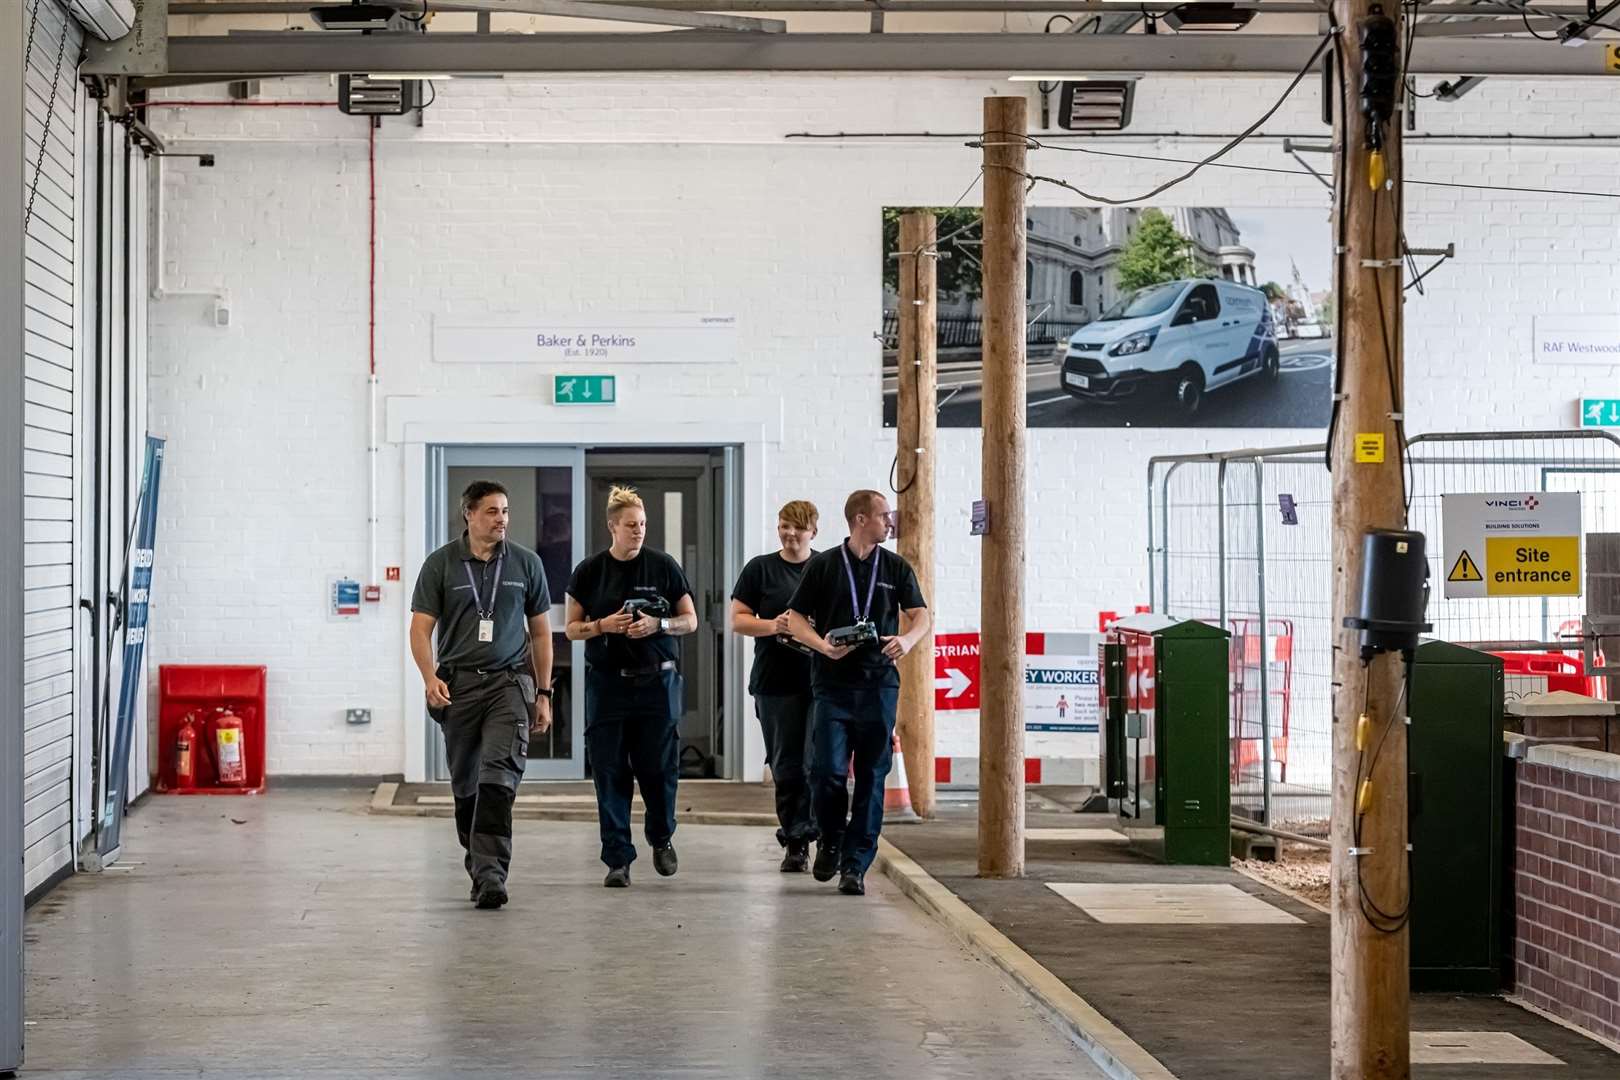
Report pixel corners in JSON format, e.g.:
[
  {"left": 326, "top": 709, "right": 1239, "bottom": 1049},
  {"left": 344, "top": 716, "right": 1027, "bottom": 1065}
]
[
  {"left": 1102, "top": 615, "right": 1231, "bottom": 865},
  {"left": 1409, "top": 640, "right": 1505, "bottom": 993}
]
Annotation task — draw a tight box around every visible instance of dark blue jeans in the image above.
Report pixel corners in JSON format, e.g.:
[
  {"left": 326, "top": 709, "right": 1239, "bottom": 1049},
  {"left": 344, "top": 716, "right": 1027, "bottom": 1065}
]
[
  {"left": 811, "top": 684, "right": 898, "bottom": 875},
  {"left": 585, "top": 667, "right": 682, "bottom": 869}
]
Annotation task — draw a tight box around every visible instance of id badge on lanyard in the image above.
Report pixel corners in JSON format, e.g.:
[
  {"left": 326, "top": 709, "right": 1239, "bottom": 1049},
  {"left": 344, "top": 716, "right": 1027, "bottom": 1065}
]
[{"left": 464, "top": 550, "right": 504, "bottom": 644}]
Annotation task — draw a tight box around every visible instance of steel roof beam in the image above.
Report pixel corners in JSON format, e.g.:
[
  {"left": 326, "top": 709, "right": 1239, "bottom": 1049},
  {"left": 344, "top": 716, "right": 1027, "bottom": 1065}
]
[{"left": 125, "top": 30, "right": 1620, "bottom": 77}]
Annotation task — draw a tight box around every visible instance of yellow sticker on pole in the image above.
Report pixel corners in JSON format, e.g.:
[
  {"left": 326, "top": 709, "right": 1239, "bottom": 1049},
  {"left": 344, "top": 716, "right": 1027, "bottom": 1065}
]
[
  {"left": 1483, "top": 536, "right": 1580, "bottom": 596},
  {"left": 1354, "top": 433, "right": 1386, "bottom": 463}
]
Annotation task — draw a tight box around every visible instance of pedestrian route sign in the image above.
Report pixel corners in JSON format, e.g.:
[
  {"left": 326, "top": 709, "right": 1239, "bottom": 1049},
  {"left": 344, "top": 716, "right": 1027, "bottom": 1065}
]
[{"left": 1442, "top": 492, "right": 1582, "bottom": 599}]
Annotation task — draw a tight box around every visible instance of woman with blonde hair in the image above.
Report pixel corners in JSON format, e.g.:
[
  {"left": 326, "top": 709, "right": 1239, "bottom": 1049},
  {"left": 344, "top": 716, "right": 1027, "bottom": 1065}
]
[
  {"left": 564, "top": 485, "right": 698, "bottom": 888},
  {"left": 730, "top": 499, "right": 820, "bottom": 872}
]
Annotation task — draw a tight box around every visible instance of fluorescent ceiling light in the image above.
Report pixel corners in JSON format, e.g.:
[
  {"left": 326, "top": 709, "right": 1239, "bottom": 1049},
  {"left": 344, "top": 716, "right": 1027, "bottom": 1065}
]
[
  {"left": 367, "top": 73, "right": 457, "bottom": 80},
  {"left": 1009, "top": 74, "right": 1144, "bottom": 82},
  {"left": 310, "top": 3, "right": 403, "bottom": 30}
]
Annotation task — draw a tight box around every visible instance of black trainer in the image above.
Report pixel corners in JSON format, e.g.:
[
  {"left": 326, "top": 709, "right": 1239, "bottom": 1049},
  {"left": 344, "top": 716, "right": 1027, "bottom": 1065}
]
[
  {"left": 469, "top": 882, "right": 478, "bottom": 902},
  {"left": 780, "top": 842, "right": 810, "bottom": 874},
  {"left": 604, "top": 866, "right": 631, "bottom": 888},
  {"left": 653, "top": 843, "right": 678, "bottom": 877},
  {"left": 837, "top": 870, "right": 865, "bottom": 896},
  {"left": 474, "top": 881, "right": 509, "bottom": 909},
  {"left": 812, "top": 840, "right": 840, "bottom": 882}
]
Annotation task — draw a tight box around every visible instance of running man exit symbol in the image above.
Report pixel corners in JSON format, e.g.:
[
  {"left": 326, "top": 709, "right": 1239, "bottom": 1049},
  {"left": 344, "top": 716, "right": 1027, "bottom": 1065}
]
[
  {"left": 552, "top": 375, "right": 617, "bottom": 406},
  {"left": 1579, "top": 398, "right": 1620, "bottom": 428}
]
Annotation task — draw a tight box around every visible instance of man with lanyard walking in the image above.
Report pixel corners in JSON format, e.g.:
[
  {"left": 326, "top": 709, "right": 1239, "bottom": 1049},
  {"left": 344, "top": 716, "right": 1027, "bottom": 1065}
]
[
  {"left": 410, "top": 480, "right": 554, "bottom": 910},
  {"left": 786, "top": 489, "right": 930, "bottom": 896}
]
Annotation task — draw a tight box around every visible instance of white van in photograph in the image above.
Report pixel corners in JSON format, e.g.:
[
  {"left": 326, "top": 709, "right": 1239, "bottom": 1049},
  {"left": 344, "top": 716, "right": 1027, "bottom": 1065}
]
[{"left": 1058, "top": 279, "right": 1282, "bottom": 417}]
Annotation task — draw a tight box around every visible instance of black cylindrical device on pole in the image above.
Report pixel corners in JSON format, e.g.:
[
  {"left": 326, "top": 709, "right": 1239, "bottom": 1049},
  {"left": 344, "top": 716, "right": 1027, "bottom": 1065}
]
[{"left": 1343, "top": 528, "right": 1432, "bottom": 660}]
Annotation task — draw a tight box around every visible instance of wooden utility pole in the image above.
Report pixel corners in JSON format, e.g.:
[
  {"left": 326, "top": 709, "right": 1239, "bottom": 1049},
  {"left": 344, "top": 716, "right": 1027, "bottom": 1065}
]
[
  {"left": 1329, "top": 3, "right": 1411, "bottom": 1077},
  {"left": 978, "top": 96, "right": 1027, "bottom": 878},
  {"left": 896, "top": 211, "right": 939, "bottom": 820}
]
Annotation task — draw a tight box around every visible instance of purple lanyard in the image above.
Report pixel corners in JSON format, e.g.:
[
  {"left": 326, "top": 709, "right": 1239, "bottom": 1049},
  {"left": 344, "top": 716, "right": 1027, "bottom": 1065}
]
[
  {"left": 463, "top": 549, "right": 504, "bottom": 619},
  {"left": 839, "top": 542, "right": 880, "bottom": 624}
]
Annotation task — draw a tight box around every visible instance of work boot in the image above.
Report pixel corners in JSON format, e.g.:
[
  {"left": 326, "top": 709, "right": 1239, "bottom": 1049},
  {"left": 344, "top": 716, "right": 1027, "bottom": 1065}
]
[
  {"left": 838, "top": 870, "right": 866, "bottom": 896},
  {"left": 653, "top": 843, "right": 679, "bottom": 877},
  {"left": 780, "top": 841, "right": 810, "bottom": 874},
  {"left": 474, "top": 881, "right": 508, "bottom": 910},
  {"left": 604, "top": 866, "right": 632, "bottom": 888},
  {"left": 812, "top": 840, "right": 840, "bottom": 882}
]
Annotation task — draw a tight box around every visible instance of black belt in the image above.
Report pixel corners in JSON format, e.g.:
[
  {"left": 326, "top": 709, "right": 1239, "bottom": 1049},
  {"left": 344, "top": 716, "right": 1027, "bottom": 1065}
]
[
  {"left": 612, "top": 660, "right": 678, "bottom": 679},
  {"left": 443, "top": 664, "right": 523, "bottom": 679}
]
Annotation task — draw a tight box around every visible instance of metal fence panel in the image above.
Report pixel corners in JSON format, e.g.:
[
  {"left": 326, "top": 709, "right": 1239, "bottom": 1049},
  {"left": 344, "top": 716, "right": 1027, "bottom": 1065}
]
[{"left": 1148, "top": 430, "right": 1620, "bottom": 835}]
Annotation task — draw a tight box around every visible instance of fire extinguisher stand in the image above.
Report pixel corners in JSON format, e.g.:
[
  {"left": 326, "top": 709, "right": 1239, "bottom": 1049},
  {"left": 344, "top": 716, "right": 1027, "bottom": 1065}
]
[{"left": 156, "top": 665, "right": 268, "bottom": 795}]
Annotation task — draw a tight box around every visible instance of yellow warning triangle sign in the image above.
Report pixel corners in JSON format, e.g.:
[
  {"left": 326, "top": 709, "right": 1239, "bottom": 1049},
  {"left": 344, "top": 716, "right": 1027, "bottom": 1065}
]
[{"left": 1449, "top": 550, "right": 1483, "bottom": 583}]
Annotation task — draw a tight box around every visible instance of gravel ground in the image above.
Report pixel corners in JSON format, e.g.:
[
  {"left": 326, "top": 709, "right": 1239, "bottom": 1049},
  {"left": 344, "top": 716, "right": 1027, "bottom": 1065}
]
[{"left": 1236, "top": 843, "right": 1331, "bottom": 908}]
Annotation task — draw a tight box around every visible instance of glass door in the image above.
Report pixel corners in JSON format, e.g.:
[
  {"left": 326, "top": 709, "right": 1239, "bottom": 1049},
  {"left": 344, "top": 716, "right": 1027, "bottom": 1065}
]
[{"left": 428, "top": 446, "right": 586, "bottom": 780}]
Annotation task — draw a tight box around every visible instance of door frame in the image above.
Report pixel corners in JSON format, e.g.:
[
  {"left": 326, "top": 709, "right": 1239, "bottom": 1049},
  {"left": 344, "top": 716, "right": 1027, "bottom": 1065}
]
[
  {"left": 427, "top": 445, "right": 586, "bottom": 780},
  {"left": 393, "top": 396, "right": 774, "bottom": 785}
]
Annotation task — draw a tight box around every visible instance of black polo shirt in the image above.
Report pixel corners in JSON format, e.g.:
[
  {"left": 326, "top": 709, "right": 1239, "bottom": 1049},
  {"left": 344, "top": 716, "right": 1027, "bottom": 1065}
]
[
  {"left": 567, "top": 547, "right": 693, "bottom": 672},
  {"left": 788, "top": 539, "right": 927, "bottom": 691},
  {"left": 410, "top": 534, "right": 551, "bottom": 671}
]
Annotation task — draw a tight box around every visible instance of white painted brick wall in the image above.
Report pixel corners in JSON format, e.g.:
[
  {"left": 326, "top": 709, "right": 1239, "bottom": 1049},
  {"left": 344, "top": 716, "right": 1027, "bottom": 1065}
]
[{"left": 146, "top": 74, "right": 1620, "bottom": 775}]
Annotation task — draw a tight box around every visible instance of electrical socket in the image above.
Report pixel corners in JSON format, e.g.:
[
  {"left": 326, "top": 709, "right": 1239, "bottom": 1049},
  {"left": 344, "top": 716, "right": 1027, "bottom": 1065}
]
[{"left": 345, "top": 708, "right": 372, "bottom": 726}]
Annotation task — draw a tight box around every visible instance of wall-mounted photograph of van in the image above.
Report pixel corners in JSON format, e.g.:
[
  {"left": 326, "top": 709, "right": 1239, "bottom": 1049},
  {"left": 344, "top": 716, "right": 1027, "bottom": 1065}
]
[{"left": 880, "top": 206, "right": 1335, "bottom": 429}]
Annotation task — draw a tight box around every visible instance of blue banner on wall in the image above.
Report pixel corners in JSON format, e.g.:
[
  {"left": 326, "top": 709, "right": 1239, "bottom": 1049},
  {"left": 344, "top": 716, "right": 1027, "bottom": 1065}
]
[{"left": 99, "top": 436, "right": 166, "bottom": 857}]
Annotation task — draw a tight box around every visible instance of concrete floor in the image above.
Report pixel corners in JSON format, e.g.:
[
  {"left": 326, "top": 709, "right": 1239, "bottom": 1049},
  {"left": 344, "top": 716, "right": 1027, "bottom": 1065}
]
[{"left": 22, "top": 789, "right": 1103, "bottom": 1079}]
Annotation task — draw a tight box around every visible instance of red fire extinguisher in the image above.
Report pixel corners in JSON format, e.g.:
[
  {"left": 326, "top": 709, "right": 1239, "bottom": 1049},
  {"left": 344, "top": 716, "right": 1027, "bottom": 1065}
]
[
  {"left": 174, "top": 713, "right": 199, "bottom": 787},
  {"left": 214, "top": 710, "right": 247, "bottom": 786}
]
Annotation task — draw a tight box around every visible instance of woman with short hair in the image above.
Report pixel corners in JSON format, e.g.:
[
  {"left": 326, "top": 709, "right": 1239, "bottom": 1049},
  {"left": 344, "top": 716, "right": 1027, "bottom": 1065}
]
[
  {"left": 564, "top": 486, "right": 698, "bottom": 888},
  {"left": 730, "top": 500, "right": 820, "bottom": 871}
]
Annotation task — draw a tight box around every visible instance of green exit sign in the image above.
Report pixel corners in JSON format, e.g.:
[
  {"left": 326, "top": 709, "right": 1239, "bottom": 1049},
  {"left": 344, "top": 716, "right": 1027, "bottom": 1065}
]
[
  {"left": 1580, "top": 398, "right": 1620, "bottom": 428},
  {"left": 553, "top": 374, "right": 616, "bottom": 406}
]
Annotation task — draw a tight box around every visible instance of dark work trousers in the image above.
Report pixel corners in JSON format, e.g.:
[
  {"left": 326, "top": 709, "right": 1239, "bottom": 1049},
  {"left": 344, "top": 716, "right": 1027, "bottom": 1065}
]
[
  {"left": 585, "top": 667, "right": 682, "bottom": 869},
  {"left": 810, "top": 685, "right": 898, "bottom": 875},
  {"left": 755, "top": 693, "right": 818, "bottom": 848},
  {"left": 435, "top": 668, "right": 532, "bottom": 889}
]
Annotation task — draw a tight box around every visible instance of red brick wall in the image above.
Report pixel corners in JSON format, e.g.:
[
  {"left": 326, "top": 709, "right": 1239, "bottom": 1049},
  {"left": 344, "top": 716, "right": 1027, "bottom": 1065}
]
[{"left": 1513, "top": 754, "right": 1620, "bottom": 1045}]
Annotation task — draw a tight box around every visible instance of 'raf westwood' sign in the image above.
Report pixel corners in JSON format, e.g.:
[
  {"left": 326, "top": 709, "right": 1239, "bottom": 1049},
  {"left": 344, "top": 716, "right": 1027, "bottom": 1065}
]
[
  {"left": 433, "top": 313, "right": 739, "bottom": 365},
  {"left": 1534, "top": 315, "right": 1620, "bottom": 365}
]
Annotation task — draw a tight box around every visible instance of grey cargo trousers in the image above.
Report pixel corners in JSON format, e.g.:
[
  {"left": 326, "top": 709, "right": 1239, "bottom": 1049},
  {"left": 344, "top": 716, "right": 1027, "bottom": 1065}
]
[{"left": 435, "top": 667, "right": 533, "bottom": 889}]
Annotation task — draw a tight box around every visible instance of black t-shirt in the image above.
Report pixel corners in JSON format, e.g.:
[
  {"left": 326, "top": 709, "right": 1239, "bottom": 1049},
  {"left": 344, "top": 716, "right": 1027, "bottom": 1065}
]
[
  {"left": 788, "top": 540, "right": 928, "bottom": 691},
  {"left": 567, "top": 548, "right": 693, "bottom": 672},
  {"left": 732, "top": 551, "right": 815, "bottom": 697}
]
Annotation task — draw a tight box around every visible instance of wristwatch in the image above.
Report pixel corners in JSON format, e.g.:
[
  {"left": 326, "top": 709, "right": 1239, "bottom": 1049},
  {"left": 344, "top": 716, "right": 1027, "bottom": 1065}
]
[
  {"left": 659, "top": 618, "right": 671, "bottom": 634},
  {"left": 536, "top": 687, "right": 554, "bottom": 700}
]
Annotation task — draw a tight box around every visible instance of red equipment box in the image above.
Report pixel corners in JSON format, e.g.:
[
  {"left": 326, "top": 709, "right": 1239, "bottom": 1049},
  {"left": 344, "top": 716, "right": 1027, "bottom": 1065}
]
[{"left": 156, "top": 664, "right": 268, "bottom": 795}]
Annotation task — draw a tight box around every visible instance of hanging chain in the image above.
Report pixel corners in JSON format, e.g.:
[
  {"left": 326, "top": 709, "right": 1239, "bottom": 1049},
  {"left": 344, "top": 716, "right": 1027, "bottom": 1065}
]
[{"left": 24, "top": 3, "right": 71, "bottom": 234}]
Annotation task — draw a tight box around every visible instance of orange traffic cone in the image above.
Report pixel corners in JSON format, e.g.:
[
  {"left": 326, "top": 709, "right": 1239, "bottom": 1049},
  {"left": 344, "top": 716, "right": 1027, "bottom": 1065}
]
[{"left": 883, "top": 734, "right": 919, "bottom": 823}]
